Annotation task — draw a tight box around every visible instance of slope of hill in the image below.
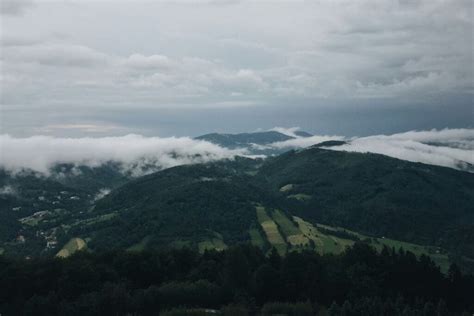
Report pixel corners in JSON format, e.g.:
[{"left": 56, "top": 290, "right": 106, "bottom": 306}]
[
  {"left": 79, "top": 158, "right": 266, "bottom": 251},
  {"left": 258, "top": 147, "right": 474, "bottom": 259},
  {"left": 1, "top": 146, "right": 473, "bottom": 272},
  {"left": 0, "top": 164, "right": 130, "bottom": 256}
]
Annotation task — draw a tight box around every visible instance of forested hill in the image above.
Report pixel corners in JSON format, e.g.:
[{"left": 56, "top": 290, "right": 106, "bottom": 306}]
[
  {"left": 258, "top": 147, "right": 474, "bottom": 259},
  {"left": 195, "top": 131, "right": 298, "bottom": 148},
  {"left": 194, "top": 130, "right": 313, "bottom": 154},
  {"left": 1, "top": 146, "right": 473, "bottom": 273},
  {"left": 86, "top": 147, "right": 474, "bottom": 263}
]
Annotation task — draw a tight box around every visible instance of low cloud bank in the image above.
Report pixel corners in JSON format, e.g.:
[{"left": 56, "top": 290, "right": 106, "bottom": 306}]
[
  {"left": 271, "top": 128, "right": 474, "bottom": 172},
  {"left": 327, "top": 129, "right": 474, "bottom": 171},
  {"left": 1, "top": 128, "right": 472, "bottom": 175},
  {"left": 0, "top": 134, "right": 247, "bottom": 175},
  {"left": 271, "top": 135, "right": 345, "bottom": 149}
]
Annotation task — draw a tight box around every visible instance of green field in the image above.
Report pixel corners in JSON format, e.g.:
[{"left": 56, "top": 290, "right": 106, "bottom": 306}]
[
  {"left": 56, "top": 238, "right": 87, "bottom": 258},
  {"left": 19, "top": 216, "right": 42, "bottom": 227},
  {"left": 270, "top": 209, "right": 309, "bottom": 247},
  {"left": 313, "top": 220, "right": 451, "bottom": 271},
  {"left": 256, "top": 206, "right": 287, "bottom": 255},
  {"left": 198, "top": 238, "right": 227, "bottom": 253},
  {"left": 127, "top": 236, "right": 151, "bottom": 252},
  {"left": 294, "top": 217, "right": 352, "bottom": 254},
  {"left": 249, "top": 227, "right": 266, "bottom": 248},
  {"left": 251, "top": 208, "right": 452, "bottom": 272},
  {"left": 271, "top": 209, "right": 300, "bottom": 236},
  {"left": 255, "top": 207, "right": 354, "bottom": 255},
  {"left": 279, "top": 184, "right": 293, "bottom": 192}
]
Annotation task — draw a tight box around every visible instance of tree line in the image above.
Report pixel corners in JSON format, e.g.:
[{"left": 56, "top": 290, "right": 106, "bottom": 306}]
[{"left": 0, "top": 243, "right": 473, "bottom": 315}]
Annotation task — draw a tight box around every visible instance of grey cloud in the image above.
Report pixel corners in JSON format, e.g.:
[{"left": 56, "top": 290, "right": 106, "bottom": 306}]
[
  {"left": 0, "top": 0, "right": 33, "bottom": 16},
  {"left": 2, "top": 0, "right": 471, "bottom": 107},
  {"left": 1, "top": 40, "right": 273, "bottom": 110},
  {"left": 2, "top": 42, "right": 110, "bottom": 67},
  {"left": 0, "top": 0, "right": 472, "bottom": 136}
]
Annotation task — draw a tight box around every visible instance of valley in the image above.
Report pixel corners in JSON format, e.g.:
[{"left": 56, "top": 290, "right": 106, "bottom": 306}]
[{"left": 1, "top": 135, "right": 471, "bottom": 273}]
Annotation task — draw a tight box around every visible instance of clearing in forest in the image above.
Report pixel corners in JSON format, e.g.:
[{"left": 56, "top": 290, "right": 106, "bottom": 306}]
[
  {"left": 56, "top": 238, "right": 87, "bottom": 258},
  {"left": 256, "top": 206, "right": 287, "bottom": 255}
]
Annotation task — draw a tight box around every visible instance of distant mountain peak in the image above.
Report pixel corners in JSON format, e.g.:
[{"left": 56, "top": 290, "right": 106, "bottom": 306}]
[
  {"left": 294, "top": 130, "right": 313, "bottom": 137},
  {"left": 195, "top": 130, "right": 312, "bottom": 151}
]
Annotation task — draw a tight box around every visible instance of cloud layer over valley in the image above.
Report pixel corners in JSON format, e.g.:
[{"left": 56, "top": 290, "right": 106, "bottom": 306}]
[{"left": 0, "top": 134, "right": 247, "bottom": 175}]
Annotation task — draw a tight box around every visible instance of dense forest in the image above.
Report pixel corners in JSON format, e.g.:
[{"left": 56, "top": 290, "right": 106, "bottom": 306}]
[{"left": 1, "top": 243, "right": 473, "bottom": 315}]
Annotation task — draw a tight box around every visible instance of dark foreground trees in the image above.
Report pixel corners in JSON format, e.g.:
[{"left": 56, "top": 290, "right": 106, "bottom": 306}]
[{"left": 0, "top": 243, "right": 473, "bottom": 315}]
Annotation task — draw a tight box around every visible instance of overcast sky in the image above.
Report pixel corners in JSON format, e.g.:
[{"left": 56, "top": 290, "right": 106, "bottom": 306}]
[{"left": 1, "top": 0, "right": 472, "bottom": 137}]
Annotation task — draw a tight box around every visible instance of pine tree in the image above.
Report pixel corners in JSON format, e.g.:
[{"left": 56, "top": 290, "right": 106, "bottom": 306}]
[{"left": 328, "top": 301, "right": 341, "bottom": 316}]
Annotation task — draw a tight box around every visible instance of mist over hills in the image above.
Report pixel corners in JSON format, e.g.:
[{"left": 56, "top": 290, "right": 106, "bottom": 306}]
[
  {"left": 1, "top": 129, "right": 473, "bottom": 273},
  {"left": 1, "top": 128, "right": 473, "bottom": 176}
]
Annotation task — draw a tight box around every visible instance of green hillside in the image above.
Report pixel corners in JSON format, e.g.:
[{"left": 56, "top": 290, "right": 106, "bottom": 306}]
[
  {"left": 251, "top": 206, "right": 450, "bottom": 272},
  {"left": 258, "top": 147, "right": 474, "bottom": 260},
  {"left": 1, "top": 147, "right": 473, "bottom": 272},
  {"left": 64, "top": 158, "right": 265, "bottom": 251}
]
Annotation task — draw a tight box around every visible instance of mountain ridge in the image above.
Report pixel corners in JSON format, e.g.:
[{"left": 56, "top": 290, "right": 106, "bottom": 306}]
[{"left": 2, "top": 145, "right": 473, "bottom": 272}]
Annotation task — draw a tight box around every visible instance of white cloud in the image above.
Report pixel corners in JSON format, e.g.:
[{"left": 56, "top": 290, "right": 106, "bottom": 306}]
[
  {"left": 271, "top": 134, "right": 346, "bottom": 149},
  {"left": 266, "top": 128, "right": 474, "bottom": 171},
  {"left": 269, "top": 127, "right": 302, "bottom": 138},
  {"left": 274, "top": 128, "right": 474, "bottom": 172},
  {"left": 0, "top": 185, "right": 16, "bottom": 195},
  {"left": 330, "top": 140, "right": 474, "bottom": 171},
  {"left": 369, "top": 128, "right": 474, "bottom": 145},
  {"left": 93, "top": 188, "right": 111, "bottom": 201},
  {"left": 0, "top": 134, "right": 248, "bottom": 175},
  {"left": 334, "top": 129, "right": 474, "bottom": 170}
]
